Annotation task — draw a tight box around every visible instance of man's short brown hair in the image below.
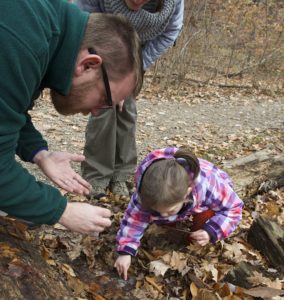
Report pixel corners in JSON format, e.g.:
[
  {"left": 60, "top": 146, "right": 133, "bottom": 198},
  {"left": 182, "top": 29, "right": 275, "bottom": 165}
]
[{"left": 82, "top": 13, "right": 143, "bottom": 97}]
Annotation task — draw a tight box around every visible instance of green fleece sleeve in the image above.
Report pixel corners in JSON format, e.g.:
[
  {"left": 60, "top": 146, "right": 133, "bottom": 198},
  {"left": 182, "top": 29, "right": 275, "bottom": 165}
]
[
  {"left": 0, "top": 1, "right": 68, "bottom": 224},
  {"left": 0, "top": 110, "right": 67, "bottom": 224},
  {"left": 16, "top": 111, "right": 49, "bottom": 162},
  {"left": 0, "top": 154, "right": 67, "bottom": 225}
]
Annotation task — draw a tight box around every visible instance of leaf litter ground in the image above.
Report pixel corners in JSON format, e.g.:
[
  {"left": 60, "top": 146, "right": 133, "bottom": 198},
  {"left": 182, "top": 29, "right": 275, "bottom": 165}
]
[{"left": 24, "top": 83, "right": 284, "bottom": 299}]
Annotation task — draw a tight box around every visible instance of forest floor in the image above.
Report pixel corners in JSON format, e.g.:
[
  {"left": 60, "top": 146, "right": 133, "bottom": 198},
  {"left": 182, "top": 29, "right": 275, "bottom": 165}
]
[{"left": 24, "top": 80, "right": 284, "bottom": 299}]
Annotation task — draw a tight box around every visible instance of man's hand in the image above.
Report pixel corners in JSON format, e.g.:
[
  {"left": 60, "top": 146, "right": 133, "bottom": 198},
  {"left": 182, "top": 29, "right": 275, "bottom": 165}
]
[
  {"left": 188, "top": 229, "right": 210, "bottom": 246},
  {"left": 33, "top": 150, "right": 91, "bottom": 195},
  {"left": 117, "top": 99, "right": 125, "bottom": 112},
  {"left": 59, "top": 202, "right": 111, "bottom": 235},
  {"left": 114, "top": 255, "right": 131, "bottom": 280}
]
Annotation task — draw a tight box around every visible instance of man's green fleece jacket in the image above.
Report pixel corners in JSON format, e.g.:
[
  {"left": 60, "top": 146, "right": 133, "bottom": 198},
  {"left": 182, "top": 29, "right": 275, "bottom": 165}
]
[{"left": 0, "top": 0, "right": 88, "bottom": 224}]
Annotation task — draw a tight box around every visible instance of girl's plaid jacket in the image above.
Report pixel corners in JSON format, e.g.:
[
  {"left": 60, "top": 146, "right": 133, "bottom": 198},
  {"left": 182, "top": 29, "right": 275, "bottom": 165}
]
[{"left": 116, "top": 147, "right": 244, "bottom": 256}]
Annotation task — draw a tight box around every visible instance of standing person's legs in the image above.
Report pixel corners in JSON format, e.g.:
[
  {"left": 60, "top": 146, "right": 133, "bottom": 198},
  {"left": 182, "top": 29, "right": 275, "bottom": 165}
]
[
  {"left": 110, "top": 96, "right": 137, "bottom": 196},
  {"left": 81, "top": 109, "right": 117, "bottom": 198}
]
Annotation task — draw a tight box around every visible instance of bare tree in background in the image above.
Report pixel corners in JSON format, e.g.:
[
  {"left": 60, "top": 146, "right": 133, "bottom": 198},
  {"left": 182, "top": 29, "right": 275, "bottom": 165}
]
[{"left": 150, "top": 0, "right": 284, "bottom": 92}]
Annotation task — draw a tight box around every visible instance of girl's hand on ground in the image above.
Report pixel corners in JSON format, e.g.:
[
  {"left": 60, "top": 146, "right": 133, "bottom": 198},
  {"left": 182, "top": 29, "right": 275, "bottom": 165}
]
[
  {"left": 189, "top": 229, "right": 210, "bottom": 246},
  {"left": 114, "top": 255, "right": 131, "bottom": 280}
]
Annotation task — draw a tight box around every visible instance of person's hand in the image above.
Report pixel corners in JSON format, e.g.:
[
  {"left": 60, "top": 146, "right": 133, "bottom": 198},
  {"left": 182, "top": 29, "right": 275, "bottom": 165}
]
[
  {"left": 117, "top": 99, "right": 125, "bottom": 112},
  {"left": 188, "top": 229, "right": 210, "bottom": 246},
  {"left": 59, "top": 202, "right": 111, "bottom": 235},
  {"left": 114, "top": 255, "right": 131, "bottom": 280},
  {"left": 33, "top": 150, "right": 91, "bottom": 195}
]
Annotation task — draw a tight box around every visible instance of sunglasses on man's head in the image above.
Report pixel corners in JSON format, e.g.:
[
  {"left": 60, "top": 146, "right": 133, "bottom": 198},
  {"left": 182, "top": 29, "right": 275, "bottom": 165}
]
[{"left": 88, "top": 47, "right": 113, "bottom": 108}]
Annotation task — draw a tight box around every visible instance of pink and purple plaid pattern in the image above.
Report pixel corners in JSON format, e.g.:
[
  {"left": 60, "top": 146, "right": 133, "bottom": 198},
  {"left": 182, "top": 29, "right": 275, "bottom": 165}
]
[{"left": 117, "top": 147, "right": 243, "bottom": 256}]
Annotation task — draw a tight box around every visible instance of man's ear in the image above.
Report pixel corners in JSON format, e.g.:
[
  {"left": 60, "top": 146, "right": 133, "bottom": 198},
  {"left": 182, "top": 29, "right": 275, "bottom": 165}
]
[{"left": 74, "top": 51, "right": 102, "bottom": 76}]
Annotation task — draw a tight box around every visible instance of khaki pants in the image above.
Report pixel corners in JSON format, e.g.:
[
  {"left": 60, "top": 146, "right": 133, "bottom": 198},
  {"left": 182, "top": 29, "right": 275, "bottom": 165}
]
[{"left": 81, "top": 97, "right": 137, "bottom": 187}]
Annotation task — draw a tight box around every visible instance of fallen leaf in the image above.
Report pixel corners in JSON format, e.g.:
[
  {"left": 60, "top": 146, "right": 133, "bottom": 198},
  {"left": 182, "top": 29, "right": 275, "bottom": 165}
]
[
  {"left": 162, "top": 251, "right": 188, "bottom": 272},
  {"left": 7, "top": 261, "right": 24, "bottom": 278},
  {"left": 248, "top": 271, "right": 282, "bottom": 289},
  {"left": 93, "top": 295, "right": 106, "bottom": 300},
  {"left": 61, "top": 263, "right": 76, "bottom": 277},
  {"left": 87, "top": 282, "right": 100, "bottom": 294},
  {"left": 0, "top": 242, "right": 19, "bottom": 258},
  {"left": 243, "top": 286, "right": 284, "bottom": 298},
  {"left": 201, "top": 260, "right": 219, "bottom": 282},
  {"left": 66, "top": 274, "right": 86, "bottom": 295},
  {"left": 149, "top": 259, "right": 170, "bottom": 277},
  {"left": 192, "top": 288, "right": 219, "bottom": 300},
  {"left": 190, "top": 282, "right": 199, "bottom": 297},
  {"left": 53, "top": 223, "right": 68, "bottom": 230},
  {"left": 145, "top": 276, "right": 164, "bottom": 294}
]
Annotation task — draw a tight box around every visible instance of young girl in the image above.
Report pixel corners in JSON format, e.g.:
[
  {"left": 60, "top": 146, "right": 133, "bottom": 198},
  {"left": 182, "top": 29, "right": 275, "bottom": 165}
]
[{"left": 114, "top": 147, "right": 243, "bottom": 280}]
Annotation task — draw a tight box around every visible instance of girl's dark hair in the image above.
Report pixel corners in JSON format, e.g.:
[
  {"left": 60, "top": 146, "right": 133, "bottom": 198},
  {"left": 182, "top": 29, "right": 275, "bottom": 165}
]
[
  {"left": 140, "top": 148, "right": 200, "bottom": 210},
  {"left": 173, "top": 148, "right": 200, "bottom": 180}
]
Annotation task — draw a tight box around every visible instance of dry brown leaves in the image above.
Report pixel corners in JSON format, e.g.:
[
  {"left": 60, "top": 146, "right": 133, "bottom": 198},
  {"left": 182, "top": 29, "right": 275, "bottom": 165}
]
[{"left": 13, "top": 85, "right": 283, "bottom": 299}]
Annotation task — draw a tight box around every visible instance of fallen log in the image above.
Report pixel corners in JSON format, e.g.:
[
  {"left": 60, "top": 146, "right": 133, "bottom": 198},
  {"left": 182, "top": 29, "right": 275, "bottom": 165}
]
[
  {"left": 222, "top": 150, "right": 284, "bottom": 198},
  {"left": 247, "top": 215, "right": 284, "bottom": 269},
  {"left": 224, "top": 261, "right": 263, "bottom": 289},
  {"left": 0, "top": 216, "right": 72, "bottom": 299}
]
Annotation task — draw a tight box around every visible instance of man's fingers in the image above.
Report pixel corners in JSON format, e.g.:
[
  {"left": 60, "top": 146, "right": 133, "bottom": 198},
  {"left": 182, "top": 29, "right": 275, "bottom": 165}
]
[
  {"left": 70, "top": 181, "right": 91, "bottom": 195},
  {"left": 92, "top": 225, "right": 106, "bottom": 233},
  {"left": 66, "top": 172, "right": 91, "bottom": 191},
  {"left": 89, "top": 207, "right": 112, "bottom": 228},
  {"left": 59, "top": 202, "right": 112, "bottom": 235},
  {"left": 95, "top": 206, "right": 112, "bottom": 218},
  {"left": 59, "top": 179, "right": 74, "bottom": 192},
  {"left": 73, "top": 174, "right": 92, "bottom": 189},
  {"left": 117, "top": 100, "right": 125, "bottom": 112},
  {"left": 95, "top": 217, "right": 112, "bottom": 228},
  {"left": 68, "top": 153, "right": 86, "bottom": 162},
  {"left": 58, "top": 175, "right": 91, "bottom": 195}
]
